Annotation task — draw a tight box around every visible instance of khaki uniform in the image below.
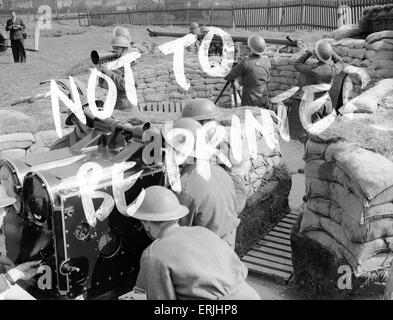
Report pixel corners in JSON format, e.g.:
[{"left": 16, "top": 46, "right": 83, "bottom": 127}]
[
  {"left": 50, "top": 114, "right": 91, "bottom": 150},
  {"left": 135, "top": 225, "right": 260, "bottom": 300},
  {"left": 177, "top": 163, "right": 240, "bottom": 248},
  {"left": 99, "top": 67, "right": 138, "bottom": 112},
  {"left": 225, "top": 55, "right": 271, "bottom": 108},
  {"left": 294, "top": 50, "right": 343, "bottom": 120}
]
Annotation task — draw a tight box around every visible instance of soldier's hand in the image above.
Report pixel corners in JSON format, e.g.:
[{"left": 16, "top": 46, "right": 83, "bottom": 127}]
[{"left": 7, "top": 261, "right": 45, "bottom": 282}]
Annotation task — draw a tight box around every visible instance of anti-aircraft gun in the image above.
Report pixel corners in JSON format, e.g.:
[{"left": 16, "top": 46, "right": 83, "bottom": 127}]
[
  {"left": 147, "top": 28, "right": 303, "bottom": 58},
  {"left": 0, "top": 110, "right": 165, "bottom": 299}
]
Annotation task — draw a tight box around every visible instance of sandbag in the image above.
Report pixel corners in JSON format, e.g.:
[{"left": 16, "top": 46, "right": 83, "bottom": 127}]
[
  {"left": 307, "top": 197, "right": 393, "bottom": 243},
  {"left": 366, "top": 39, "right": 393, "bottom": 51},
  {"left": 340, "top": 78, "right": 393, "bottom": 114},
  {"left": 300, "top": 206, "right": 322, "bottom": 232},
  {"left": 342, "top": 214, "right": 393, "bottom": 244},
  {"left": 366, "top": 30, "right": 393, "bottom": 44},
  {"left": 319, "top": 216, "right": 390, "bottom": 267},
  {"left": 0, "top": 148, "right": 26, "bottom": 160},
  {"left": 333, "top": 24, "right": 362, "bottom": 41},
  {"left": 335, "top": 147, "right": 393, "bottom": 203},
  {"left": 306, "top": 177, "right": 393, "bottom": 224},
  {"left": 304, "top": 140, "right": 328, "bottom": 162},
  {"left": 306, "top": 198, "right": 343, "bottom": 224},
  {"left": 306, "top": 156, "right": 393, "bottom": 206},
  {"left": 305, "top": 230, "right": 393, "bottom": 274},
  {"left": 0, "top": 132, "right": 35, "bottom": 152}
]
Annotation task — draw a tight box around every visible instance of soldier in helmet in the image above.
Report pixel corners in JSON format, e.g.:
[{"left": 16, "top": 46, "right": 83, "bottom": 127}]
[
  {"left": 225, "top": 34, "right": 271, "bottom": 109},
  {"left": 98, "top": 30, "right": 138, "bottom": 113},
  {"left": 294, "top": 39, "right": 343, "bottom": 122},
  {"left": 200, "top": 25, "right": 209, "bottom": 37},
  {"left": 162, "top": 117, "right": 240, "bottom": 249},
  {"left": 180, "top": 98, "right": 250, "bottom": 215},
  {"left": 131, "top": 186, "right": 260, "bottom": 300},
  {"left": 187, "top": 22, "right": 201, "bottom": 54},
  {"left": 189, "top": 22, "right": 200, "bottom": 35}
]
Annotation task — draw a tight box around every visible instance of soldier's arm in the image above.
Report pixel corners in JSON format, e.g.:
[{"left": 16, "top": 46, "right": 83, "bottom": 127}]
[
  {"left": 103, "top": 69, "right": 126, "bottom": 91},
  {"left": 135, "top": 255, "right": 176, "bottom": 300},
  {"left": 177, "top": 190, "right": 196, "bottom": 227},
  {"left": 5, "top": 20, "right": 11, "bottom": 31},
  {"left": 331, "top": 51, "right": 344, "bottom": 74},
  {"left": 294, "top": 50, "right": 313, "bottom": 74},
  {"left": 224, "top": 61, "right": 245, "bottom": 82}
]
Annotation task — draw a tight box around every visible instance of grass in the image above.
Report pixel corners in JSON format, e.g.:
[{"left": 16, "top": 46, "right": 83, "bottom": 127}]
[{"left": 311, "top": 111, "right": 393, "bottom": 161}]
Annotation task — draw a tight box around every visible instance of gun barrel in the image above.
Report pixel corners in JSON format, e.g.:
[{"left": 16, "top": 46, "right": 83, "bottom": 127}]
[
  {"left": 146, "top": 29, "right": 302, "bottom": 47},
  {"left": 91, "top": 50, "right": 118, "bottom": 65}
]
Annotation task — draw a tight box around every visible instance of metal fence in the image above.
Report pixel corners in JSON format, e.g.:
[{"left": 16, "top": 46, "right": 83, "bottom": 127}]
[{"left": 78, "top": 0, "right": 393, "bottom": 31}]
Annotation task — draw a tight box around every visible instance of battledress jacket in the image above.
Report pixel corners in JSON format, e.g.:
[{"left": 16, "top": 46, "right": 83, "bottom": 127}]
[
  {"left": 176, "top": 163, "right": 240, "bottom": 247},
  {"left": 294, "top": 50, "right": 343, "bottom": 118},
  {"left": 135, "top": 225, "right": 261, "bottom": 300},
  {"left": 225, "top": 54, "right": 271, "bottom": 108},
  {"left": 98, "top": 61, "right": 138, "bottom": 113}
]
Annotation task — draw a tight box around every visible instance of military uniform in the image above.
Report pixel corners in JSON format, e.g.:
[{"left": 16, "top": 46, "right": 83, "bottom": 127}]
[
  {"left": 177, "top": 163, "right": 239, "bottom": 248},
  {"left": 98, "top": 67, "right": 138, "bottom": 113},
  {"left": 294, "top": 50, "right": 343, "bottom": 120},
  {"left": 50, "top": 115, "right": 91, "bottom": 150},
  {"left": 135, "top": 225, "right": 260, "bottom": 300},
  {"left": 217, "top": 126, "right": 251, "bottom": 215},
  {"left": 225, "top": 55, "right": 271, "bottom": 108}
]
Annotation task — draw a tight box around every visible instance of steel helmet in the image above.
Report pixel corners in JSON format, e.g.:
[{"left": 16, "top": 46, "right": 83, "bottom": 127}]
[
  {"left": 315, "top": 40, "right": 333, "bottom": 63},
  {"left": 128, "top": 186, "right": 189, "bottom": 221},
  {"left": 113, "top": 26, "right": 131, "bottom": 42},
  {"left": 190, "top": 22, "right": 199, "bottom": 30},
  {"left": 161, "top": 117, "right": 203, "bottom": 157},
  {"left": 0, "top": 184, "right": 16, "bottom": 208},
  {"left": 247, "top": 35, "right": 266, "bottom": 55},
  {"left": 111, "top": 36, "right": 130, "bottom": 48},
  {"left": 181, "top": 98, "right": 220, "bottom": 121}
]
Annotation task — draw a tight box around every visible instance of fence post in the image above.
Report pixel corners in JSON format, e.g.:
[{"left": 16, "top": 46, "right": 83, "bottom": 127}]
[
  {"left": 144, "top": 8, "right": 148, "bottom": 26},
  {"left": 127, "top": 8, "right": 131, "bottom": 24},
  {"left": 163, "top": 3, "right": 167, "bottom": 26},
  {"left": 186, "top": 3, "right": 190, "bottom": 27},
  {"left": 99, "top": 10, "right": 104, "bottom": 27},
  {"left": 300, "top": 0, "right": 305, "bottom": 29},
  {"left": 232, "top": 3, "right": 236, "bottom": 29},
  {"left": 266, "top": 0, "right": 271, "bottom": 30}
]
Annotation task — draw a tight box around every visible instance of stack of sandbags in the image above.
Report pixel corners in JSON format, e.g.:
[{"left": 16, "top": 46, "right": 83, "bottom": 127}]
[
  {"left": 340, "top": 78, "right": 393, "bottom": 114},
  {"left": 300, "top": 136, "right": 393, "bottom": 275},
  {"left": 268, "top": 54, "right": 304, "bottom": 98}
]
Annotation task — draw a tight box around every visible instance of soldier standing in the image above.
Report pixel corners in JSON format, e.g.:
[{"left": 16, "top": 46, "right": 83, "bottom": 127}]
[
  {"left": 225, "top": 35, "right": 271, "bottom": 108},
  {"left": 98, "top": 29, "right": 138, "bottom": 112},
  {"left": 294, "top": 39, "right": 343, "bottom": 122},
  {"left": 131, "top": 186, "right": 261, "bottom": 300}
]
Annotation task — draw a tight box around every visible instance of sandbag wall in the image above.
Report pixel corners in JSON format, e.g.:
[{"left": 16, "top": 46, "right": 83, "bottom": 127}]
[
  {"left": 332, "top": 30, "right": 393, "bottom": 100},
  {"left": 299, "top": 136, "right": 393, "bottom": 276}
]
